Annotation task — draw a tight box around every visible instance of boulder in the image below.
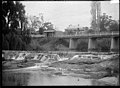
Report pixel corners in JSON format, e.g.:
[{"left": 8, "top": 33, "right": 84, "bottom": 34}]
[
  {"left": 92, "top": 77, "right": 119, "bottom": 86},
  {"left": 98, "top": 77, "right": 118, "bottom": 85}
]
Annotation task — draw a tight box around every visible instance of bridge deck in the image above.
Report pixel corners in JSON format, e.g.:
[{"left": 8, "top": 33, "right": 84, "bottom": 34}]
[{"left": 31, "top": 32, "right": 119, "bottom": 38}]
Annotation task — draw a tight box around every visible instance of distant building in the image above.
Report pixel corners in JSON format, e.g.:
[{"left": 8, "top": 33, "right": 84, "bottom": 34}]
[
  {"left": 55, "top": 31, "right": 64, "bottom": 36},
  {"left": 64, "top": 25, "right": 89, "bottom": 35},
  {"left": 44, "top": 30, "right": 55, "bottom": 37},
  {"left": 43, "top": 30, "right": 65, "bottom": 37},
  {"left": 30, "top": 28, "right": 36, "bottom": 34}
]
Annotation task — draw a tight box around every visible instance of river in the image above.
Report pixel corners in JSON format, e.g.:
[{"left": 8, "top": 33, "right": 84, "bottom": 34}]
[
  {"left": 3, "top": 51, "right": 118, "bottom": 86},
  {"left": 28, "top": 70, "right": 92, "bottom": 86},
  {"left": 2, "top": 69, "right": 93, "bottom": 86}
]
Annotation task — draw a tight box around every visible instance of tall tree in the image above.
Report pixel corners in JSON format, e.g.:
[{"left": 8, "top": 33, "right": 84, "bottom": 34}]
[
  {"left": 100, "top": 13, "right": 108, "bottom": 32},
  {"left": 100, "top": 13, "right": 119, "bottom": 32},
  {"left": 107, "top": 20, "right": 119, "bottom": 32},
  {"left": 38, "top": 22, "right": 54, "bottom": 34},
  {"left": 2, "top": 1, "right": 31, "bottom": 50},
  {"left": 2, "top": 1, "right": 26, "bottom": 32},
  {"left": 2, "top": 35, "right": 9, "bottom": 50},
  {"left": 43, "top": 22, "right": 54, "bottom": 30}
]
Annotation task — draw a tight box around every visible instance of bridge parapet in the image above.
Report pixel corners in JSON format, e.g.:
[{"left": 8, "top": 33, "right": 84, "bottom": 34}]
[
  {"left": 55, "top": 32, "right": 119, "bottom": 38},
  {"left": 30, "top": 32, "right": 119, "bottom": 38}
]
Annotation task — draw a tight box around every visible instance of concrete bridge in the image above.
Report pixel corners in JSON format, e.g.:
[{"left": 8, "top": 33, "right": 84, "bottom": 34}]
[{"left": 31, "top": 32, "right": 119, "bottom": 52}]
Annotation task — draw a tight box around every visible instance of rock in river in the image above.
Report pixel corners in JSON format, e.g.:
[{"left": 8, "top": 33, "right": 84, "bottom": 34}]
[{"left": 92, "top": 77, "right": 119, "bottom": 86}]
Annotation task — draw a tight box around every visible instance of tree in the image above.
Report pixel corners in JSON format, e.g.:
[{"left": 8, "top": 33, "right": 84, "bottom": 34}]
[
  {"left": 38, "top": 22, "right": 54, "bottom": 34},
  {"left": 2, "top": 1, "right": 25, "bottom": 31},
  {"left": 27, "top": 14, "right": 55, "bottom": 34},
  {"left": 16, "top": 1, "right": 26, "bottom": 31},
  {"left": 100, "top": 13, "right": 108, "bottom": 32},
  {"left": 76, "top": 39, "right": 88, "bottom": 51},
  {"left": 86, "top": 29, "right": 95, "bottom": 34},
  {"left": 14, "top": 36, "right": 19, "bottom": 50},
  {"left": 16, "top": 38, "right": 22, "bottom": 50},
  {"left": 2, "top": 36, "right": 9, "bottom": 50},
  {"left": 43, "top": 22, "right": 54, "bottom": 30},
  {"left": 28, "top": 15, "right": 42, "bottom": 33},
  {"left": 100, "top": 13, "right": 119, "bottom": 32},
  {"left": 2, "top": 1, "right": 31, "bottom": 50},
  {"left": 9, "top": 32, "right": 16, "bottom": 49},
  {"left": 97, "top": 38, "right": 111, "bottom": 52},
  {"left": 108, "top": 20, "right": 119, "bottom": 32}
]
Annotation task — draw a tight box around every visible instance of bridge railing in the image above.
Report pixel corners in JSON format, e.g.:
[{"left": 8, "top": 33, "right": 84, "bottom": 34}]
[
  {"left": 30, "top": 32, "right": 119, "bottom": 38},
  {"left": 55, "top": 32, "right": 119, "bottom": 37},
  {"left": 30, "top": 35, "right": 46, "bottom": 37}
]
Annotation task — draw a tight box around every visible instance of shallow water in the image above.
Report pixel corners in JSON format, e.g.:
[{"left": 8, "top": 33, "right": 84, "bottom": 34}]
[
  {"left": 2, "top": 70, "right": 93, "bottom": 86},
  {"left": 28, "top": 70, "right": 92, "bottom": 86}
]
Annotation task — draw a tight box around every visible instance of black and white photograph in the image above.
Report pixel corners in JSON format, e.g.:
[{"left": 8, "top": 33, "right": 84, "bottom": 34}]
[{"left": 2, "top": 0, "right": 119, "bottom": 86}]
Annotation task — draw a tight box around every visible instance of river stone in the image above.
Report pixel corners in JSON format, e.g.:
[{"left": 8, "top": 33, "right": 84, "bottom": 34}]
[{"left": 97, "top": 77, "right": 118, "bottom": 85}]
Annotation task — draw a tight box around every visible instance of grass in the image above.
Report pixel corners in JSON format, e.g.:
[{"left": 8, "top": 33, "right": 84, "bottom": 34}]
[{"left": 30, "top": 37, "right": 70, "bottom": 51}]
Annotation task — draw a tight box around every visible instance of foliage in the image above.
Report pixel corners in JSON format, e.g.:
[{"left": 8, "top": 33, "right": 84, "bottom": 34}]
[
  {"left": 100, "top": 13, "right": 119, "bottom": 32},
  {"left": 28, "top": 15, "right": 42, "bottom": 32},
  {"left": 2, "top": 1, "right": 25, "bottom": 30},
  {"left": 96, "top": 38, "right": 111, "bottom": 52},
  {"left": 30, "top": 37, "right": 112, "bottom": 52},
  {"left": 27, "top": 15, "right": 54, "bottom": 34},
  {"left": 2, "top": 35, "right": 9, "bottom": 50},
  {"left": 2, "top": 1, "right": 31, "bottom": 50},
  {"left": 108, "top": 21, "right": 119, "bottom": 32},
  {"left": 65, "top": 29, "right": 75, "bottom": 35},
  {"left": 54, "top": 38, "right": 69, "bottom": 47},
  {"left": 86, "top": 29, "right": 95, "bottom": 34},
  {"left": 39, "top": 22, "right": 55, "bottom": 34},
  {"left": 76, "top": 38, "right": 111, "bottom": 52},
  {"left": 76, "top": 39, "right": 88, "bottom": 51},
  {"left": 43, "top": 22, "right": 54, "bottom": 30}
]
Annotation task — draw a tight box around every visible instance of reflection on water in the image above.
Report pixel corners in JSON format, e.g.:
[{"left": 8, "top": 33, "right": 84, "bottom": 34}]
[
  {"left": 28, "top": 71, "right": 92, "bottom": 86},
  {"left": 2, "top": 70, "right": 93, "bottom": 86},
  {"left": 2, "top": 72, "right": 30, "bottom": 86}
]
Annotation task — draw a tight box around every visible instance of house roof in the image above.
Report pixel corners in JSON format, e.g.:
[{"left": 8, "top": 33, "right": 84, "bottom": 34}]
[{"left": 44, "top": 30, "right": 55, "bottom": 33}]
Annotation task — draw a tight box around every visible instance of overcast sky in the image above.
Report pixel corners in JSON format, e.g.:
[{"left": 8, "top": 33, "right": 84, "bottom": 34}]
[{"left": 21, "top": 1, "right": 119, "bottom": 31}]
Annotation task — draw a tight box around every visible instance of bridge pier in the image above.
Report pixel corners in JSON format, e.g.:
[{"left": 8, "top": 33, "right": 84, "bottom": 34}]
[
  {"left": 110, "top": 37, "right": 119, "bottom": 52},
  {"left": 88, "top": 38, "right": 97, "bottom": 52},
  {"left": 69, "top": 38, "right": 78, "bottom": 50}
]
